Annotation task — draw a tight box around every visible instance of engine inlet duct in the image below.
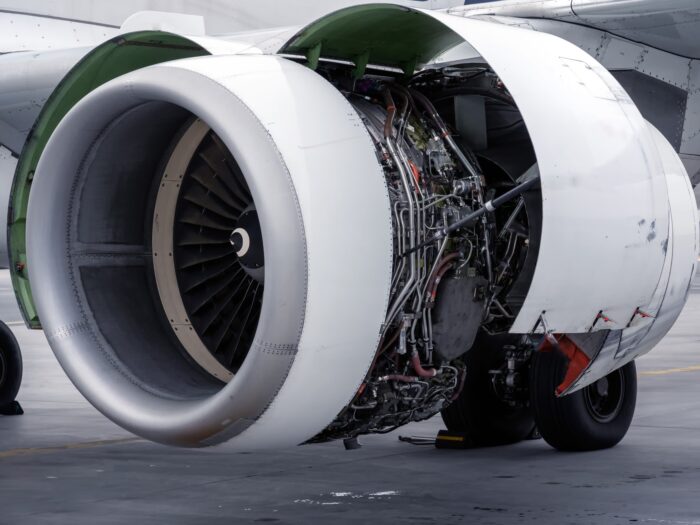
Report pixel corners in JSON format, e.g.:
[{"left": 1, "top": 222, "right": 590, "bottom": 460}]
[{"left": 26, "top": 56, "right": 393, "bottom": 448}]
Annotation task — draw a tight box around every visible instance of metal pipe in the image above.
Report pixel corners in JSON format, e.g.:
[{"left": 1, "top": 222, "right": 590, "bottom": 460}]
[
  {"left": 498, "top": 197, "right": 525, "bottom": 240},
  {"left": 382, "top": 88, "right": 421, "bottom": 326},
  {"left": 404, "top": 175, "right": 540, "bottom": 255},
  {"left": 384, "top": 138, "right": 419, "bottom": 325},
  {"left": 409, "top": 88, "right": 481, "bottom": 180}
]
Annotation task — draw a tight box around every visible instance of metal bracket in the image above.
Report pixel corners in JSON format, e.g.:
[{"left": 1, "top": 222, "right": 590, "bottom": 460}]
[
  {"left": 531, "top": 311, "right": 553, "bottom": 337},
  {"left": 625, "top": 306, "right": 655, "bottom": 328},
  {"left": 352, "top": 51, "right": 370, "bottom": 80},
  {"left": 305, "top": 43, "right": 322, "bottom": 71},
  {"left": 401, "top": 57, "right": 418, "bottom": 79},
  {"left": 589, "top": 310, "right": 615, "bottom": 332}
]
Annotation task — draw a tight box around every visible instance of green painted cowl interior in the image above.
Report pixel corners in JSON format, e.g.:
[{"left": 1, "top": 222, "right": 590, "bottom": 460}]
[
  {"left": 280, "top": 4, "right": 463, "bottom": 74},
  {"left": 9, "top": 32, "right": 209, "bottom": 328}
]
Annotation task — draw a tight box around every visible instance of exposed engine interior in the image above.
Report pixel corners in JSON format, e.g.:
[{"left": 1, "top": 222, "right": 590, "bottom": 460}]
[
  {"left": 309, "top": 61, "right": 542, "bottom": 441},
  {"left": 16, "top": 5, "right": 698, "bottom": 453},
  {"left": 22, "top": 45, "right": 546, "bottom": 447}
]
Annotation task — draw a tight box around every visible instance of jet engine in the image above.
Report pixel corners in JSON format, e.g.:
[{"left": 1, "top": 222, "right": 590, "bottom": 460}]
[{"left": 17, "top": 5, "right": 698, "bottom": 450}]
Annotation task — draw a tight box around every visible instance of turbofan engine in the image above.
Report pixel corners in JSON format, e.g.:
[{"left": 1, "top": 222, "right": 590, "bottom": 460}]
[{"left": 18, "top": 6, "right": 698, "bottom": 450}]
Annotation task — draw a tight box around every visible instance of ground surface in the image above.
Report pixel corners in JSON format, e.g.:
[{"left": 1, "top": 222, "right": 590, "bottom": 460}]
[{"left": 1, "top": 269, "right": 700, "bottom": 525}]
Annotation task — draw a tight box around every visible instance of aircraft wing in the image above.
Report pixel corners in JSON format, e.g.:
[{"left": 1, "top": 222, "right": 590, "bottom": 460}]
[{"left": 451, "top": 0, "right": 700, "bottom": 59}]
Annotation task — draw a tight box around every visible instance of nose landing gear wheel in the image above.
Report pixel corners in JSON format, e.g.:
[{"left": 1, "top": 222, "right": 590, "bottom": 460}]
[
  {"left": 0, "top": 321, "right": 23, "bottom": 416},
  {"left": 530, "top": 350, "right": 636, "bottom": 451}
]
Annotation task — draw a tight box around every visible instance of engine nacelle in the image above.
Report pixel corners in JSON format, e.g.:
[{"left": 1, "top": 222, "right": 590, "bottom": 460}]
[
  {"left": 27, "top": 56, "right": 393, "bottom": 447},
  {"left": 20, "top": 5, "right": 698, "bottom": 448}
]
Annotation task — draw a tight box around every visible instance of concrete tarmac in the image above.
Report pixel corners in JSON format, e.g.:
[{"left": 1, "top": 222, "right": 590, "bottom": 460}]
[{"left": 1, "top": 269, "right": 700, "bottom": 524}]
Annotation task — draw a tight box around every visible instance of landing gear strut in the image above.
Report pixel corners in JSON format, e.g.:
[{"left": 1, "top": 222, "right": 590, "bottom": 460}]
[{"left": 0, "top": 321, "right": 23, "bottom": 416}]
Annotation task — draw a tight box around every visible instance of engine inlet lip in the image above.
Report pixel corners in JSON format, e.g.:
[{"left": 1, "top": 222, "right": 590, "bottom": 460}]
[
  {"left": 28, "top": 55, "right": 394, "bottom": 450},
  {"left": 27, "top": 63, "right": 310, "bottom": 446}
]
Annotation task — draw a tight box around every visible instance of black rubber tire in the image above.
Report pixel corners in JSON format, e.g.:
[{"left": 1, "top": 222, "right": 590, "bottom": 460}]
[
  {"left": 0, "top": 321, "right": 22, "bottom": 407},
  {"left": 530, "top": 350, "right": 636, "bottom": 451},
  {"left": 441, "top": 331, "right": 536, "bottom": 447}
]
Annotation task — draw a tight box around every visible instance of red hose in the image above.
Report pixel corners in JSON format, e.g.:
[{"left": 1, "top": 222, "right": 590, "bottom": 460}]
[
  {"left": 426, "top": 253, "right": 459, "bottom": 302},
  {"left": 383, "top": 89, "right": 397, "bottom": 139},
  {"left": 411, "top": 351, "right": 437, "bottom": 378}
]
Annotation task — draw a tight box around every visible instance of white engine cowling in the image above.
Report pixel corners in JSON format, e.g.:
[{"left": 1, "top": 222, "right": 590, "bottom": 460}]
[
  {"left": 23, "top": 5, "right": 698, "bottom": 448},
  {"left": 280, "top": 5, "right": 698, "bottom": 389}
]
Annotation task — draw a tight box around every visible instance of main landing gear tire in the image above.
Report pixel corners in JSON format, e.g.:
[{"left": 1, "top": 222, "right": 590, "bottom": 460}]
[
  {"left": 441, "top": 332, "right": 536, "bottom": 447},
  {"left": 0, "top": 320, "right": 22, "bottom": 409},
  {"left": 530, "top": 350, "right": 636, "bottom": 451}
]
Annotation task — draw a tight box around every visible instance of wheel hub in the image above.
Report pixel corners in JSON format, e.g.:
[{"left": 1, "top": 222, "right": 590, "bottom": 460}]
[
  {"left": 594, "top": 377, "right": 609, "bottom": 397},
  {"left": 584, "top": 369, "right": 625, "bottom": 423}
]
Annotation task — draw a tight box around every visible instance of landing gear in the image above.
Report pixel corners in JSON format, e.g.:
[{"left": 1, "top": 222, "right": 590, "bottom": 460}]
[
  {"left": 441, "top": 332, "right": 637, "bottom": 451},
  {"left": 0, "top": 321, "right": 23, "bottom": 416},
  {"left": 441, "top": 331, "right": 536, "bottom": 447},
  {"left": 530, "top": 349, "right": 636, "bottom": 451}
]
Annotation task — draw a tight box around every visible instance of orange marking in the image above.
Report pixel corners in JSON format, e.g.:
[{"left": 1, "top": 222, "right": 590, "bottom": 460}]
[
  {"left": 540, "top": 334, "right": 591, "bottom": 395},
  {"left": 408, "top": 161, "right": 421, "bottom": 186}
]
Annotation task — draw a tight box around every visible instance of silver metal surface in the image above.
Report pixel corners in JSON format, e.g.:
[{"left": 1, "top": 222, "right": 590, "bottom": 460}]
[
  {"left": 452, "top": 0, "right": 700, "bottom": 60},
  {"left": 0, "top": 47, "right": 89, "bottom": 154}
]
